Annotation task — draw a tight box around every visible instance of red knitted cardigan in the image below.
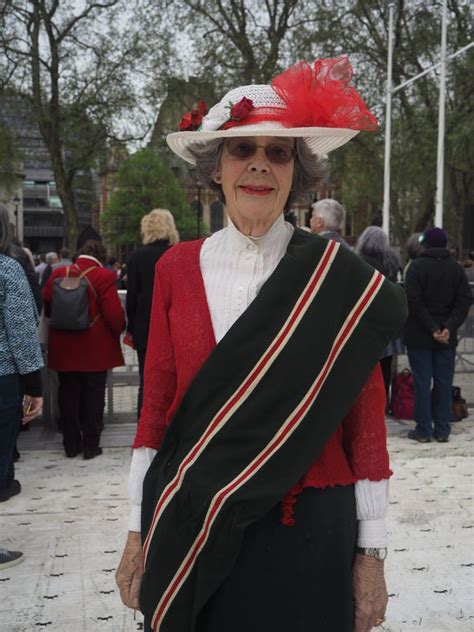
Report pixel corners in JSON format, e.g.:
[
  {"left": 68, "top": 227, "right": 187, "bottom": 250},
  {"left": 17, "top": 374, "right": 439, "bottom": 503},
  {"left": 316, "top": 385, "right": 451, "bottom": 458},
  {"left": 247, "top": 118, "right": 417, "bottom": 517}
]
[{"left": 133, "top": 240, "right": 392, "bottom": 525}]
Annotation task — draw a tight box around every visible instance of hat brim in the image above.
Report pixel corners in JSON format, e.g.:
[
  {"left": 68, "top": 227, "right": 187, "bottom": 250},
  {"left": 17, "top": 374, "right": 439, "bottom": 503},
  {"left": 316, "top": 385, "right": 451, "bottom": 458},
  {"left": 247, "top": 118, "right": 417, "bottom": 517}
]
[{"left": 167, "top": 125, "right": 359, "bottom": 165}]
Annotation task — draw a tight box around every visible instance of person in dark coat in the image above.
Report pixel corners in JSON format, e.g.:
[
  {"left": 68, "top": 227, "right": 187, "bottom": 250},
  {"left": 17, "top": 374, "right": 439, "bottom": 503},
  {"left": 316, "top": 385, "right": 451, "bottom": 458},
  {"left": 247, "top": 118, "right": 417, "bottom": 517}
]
[
  {"left": 404, "top": 227, "right": 471, "bottom": 443},
  {"left": 43, "top": 239, "right": 125, "bottom": 459},
  {"left": 125, "top": 209, "right": 179, "bottom": 418}
]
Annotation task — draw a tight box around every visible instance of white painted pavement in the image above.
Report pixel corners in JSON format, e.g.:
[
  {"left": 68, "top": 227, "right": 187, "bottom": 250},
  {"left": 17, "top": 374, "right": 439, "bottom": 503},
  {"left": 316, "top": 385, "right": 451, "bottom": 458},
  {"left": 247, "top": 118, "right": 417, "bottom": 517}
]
[{"left": 0, "top": 415, "right": 473, "bottom": 631}]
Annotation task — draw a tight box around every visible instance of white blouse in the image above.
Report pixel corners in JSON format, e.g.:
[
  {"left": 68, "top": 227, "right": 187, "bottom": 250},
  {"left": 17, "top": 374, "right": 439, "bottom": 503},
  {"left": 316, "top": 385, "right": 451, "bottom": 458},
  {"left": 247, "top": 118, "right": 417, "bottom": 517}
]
[{"left": 128, "top": 215, "right": 389, "bottom": 547}]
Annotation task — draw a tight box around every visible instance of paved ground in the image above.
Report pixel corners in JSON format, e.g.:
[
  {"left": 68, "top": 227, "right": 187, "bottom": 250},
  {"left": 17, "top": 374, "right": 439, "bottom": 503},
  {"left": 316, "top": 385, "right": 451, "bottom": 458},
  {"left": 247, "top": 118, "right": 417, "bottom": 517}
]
[{"left": 1, "top": 413, "right": 473, "bottom": 632}]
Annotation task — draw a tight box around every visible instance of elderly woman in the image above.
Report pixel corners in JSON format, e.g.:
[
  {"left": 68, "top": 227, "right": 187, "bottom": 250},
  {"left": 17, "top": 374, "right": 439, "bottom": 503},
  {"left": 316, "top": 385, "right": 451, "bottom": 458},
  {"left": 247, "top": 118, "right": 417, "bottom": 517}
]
[
  {"left": 43, "top": 239, "right": 125, "bottom": 459},
  {"left": 126, "top": 209, "right": 179, "bottom": 418},
  {"left": 355, "top": 226, "right": 403, "bottom": 402},
  {"left": 116, "top": 57, "right": 407, "bottom": 632}
]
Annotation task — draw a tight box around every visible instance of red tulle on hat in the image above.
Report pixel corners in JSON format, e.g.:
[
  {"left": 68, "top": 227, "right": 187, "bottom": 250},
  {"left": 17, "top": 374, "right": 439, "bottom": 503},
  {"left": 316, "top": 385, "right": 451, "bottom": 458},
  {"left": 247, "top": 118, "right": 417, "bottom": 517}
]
[
  {"left": 271, "top": 56, "right": 378, "bottom": 131},
  {"left": 223, "top": 56, "right": 378, "bottom": 132}
]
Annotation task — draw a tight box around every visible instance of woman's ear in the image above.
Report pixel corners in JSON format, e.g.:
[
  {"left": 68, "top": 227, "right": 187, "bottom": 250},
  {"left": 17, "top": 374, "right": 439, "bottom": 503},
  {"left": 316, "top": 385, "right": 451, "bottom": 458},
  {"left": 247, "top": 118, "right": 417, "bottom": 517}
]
[{"left": 212, "top": 168, "right": 222, "bottom": 184}]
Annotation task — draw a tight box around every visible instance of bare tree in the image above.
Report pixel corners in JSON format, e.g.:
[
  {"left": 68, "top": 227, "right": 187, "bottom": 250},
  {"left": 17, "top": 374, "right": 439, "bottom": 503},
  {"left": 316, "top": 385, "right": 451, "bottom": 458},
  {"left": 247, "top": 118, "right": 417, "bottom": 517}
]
[
  {"left": 140, "top": 0, "right": 319, "bottom": 89},
  {"left": 142, "top": 0, "right": 473, "bottom": 249},
  {"left": 291, "top": 0, "right": 473, "bottom": 245},
  {"left": 0, "top": 0, "right": 148, "bottom": 247}
]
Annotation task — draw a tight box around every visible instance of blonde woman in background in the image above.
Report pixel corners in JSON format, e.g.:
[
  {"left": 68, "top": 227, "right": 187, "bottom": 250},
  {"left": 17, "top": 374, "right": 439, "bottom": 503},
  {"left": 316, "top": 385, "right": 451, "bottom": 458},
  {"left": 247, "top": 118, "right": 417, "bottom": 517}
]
[{"left": 125, "top": 209, "right": 179, "bottom": 418}]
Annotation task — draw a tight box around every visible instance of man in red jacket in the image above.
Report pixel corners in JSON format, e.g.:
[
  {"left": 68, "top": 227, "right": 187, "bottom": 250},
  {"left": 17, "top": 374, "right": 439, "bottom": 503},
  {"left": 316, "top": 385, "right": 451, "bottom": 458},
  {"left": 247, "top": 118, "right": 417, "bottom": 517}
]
[{"left": 43, "top": 239, "right": 125, "bottom": 459}]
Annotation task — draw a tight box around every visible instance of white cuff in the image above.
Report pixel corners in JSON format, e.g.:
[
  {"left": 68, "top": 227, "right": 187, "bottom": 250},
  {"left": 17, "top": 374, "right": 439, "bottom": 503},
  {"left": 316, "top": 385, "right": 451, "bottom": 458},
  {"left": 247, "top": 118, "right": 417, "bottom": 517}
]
[
  {"left": 355, "top": 479, "right": 389, "bottom": 520},
  {"left": 357, "top": 519, "right": 388, "bottom": 548},
  {"left": 355, "top": 478, "right": 389, "bottom": 547},
  {"left": 128, "top": 504, "right": 142, "bottom": 532},
  {"left": 127, "top": 447, "right": 157, "bottom": 534}
]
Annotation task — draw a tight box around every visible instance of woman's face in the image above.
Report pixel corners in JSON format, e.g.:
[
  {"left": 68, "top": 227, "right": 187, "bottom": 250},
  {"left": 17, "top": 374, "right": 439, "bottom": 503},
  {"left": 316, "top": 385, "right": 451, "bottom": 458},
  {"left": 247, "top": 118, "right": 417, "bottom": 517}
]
[{"left": 212, "top": 136, "right": 295, "bottom": 236}]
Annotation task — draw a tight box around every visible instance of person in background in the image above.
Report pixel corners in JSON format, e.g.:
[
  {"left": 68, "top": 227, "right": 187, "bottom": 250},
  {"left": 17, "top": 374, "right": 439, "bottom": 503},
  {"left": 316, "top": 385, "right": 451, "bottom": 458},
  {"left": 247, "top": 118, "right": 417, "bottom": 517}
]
[
  {"left": 355, "top": 226, "right": 402, "bottom": 403},
  {"left": 309, "top": 198, "right": 349, "bottom": 248},
  {"left": 42, "top": 239, "right": 125, "bottom": 459},
  {"left": 35, "top": 254, "right": 47, "bottom": 281},
  {"left": 52, "top": 247, "right": 73, "bottom": 270},
  {"left": 106, "top": 256, "right": 123, "bottom": 288},
  {"left": 0, "top": 205, "right": 42, "bottom": 314},
  {"left": 21, "top": 246, "right": 35, "bottom": 269},
  {"left": 0, "top": 212, "right": 43, "bottom": 570},
  {"left": 0, "top": 214, "right": 43, "bottom": 317},
  {"left": 462, "top": 251, "right": 474, "bottom": 284},
  {"left": 463, "top": 259, "right": 474, "bottom": 283},
  {"left": 118, "top": 263, "right": 127, "bottom": 289},
  {"left": 40, "top": 251, "right": 59, "bottom": 288},
  {"left": 125, "top": 209, "right": 179, "bottom": 418},
  {"left": 402, "top": 232, "right": 424, "bottom": 283},
  {"left": 106, "top": 255, "right": 117, "bottom": 271},
  {"left": 404, "top": 227, "right": 471, "bottom": 443}
]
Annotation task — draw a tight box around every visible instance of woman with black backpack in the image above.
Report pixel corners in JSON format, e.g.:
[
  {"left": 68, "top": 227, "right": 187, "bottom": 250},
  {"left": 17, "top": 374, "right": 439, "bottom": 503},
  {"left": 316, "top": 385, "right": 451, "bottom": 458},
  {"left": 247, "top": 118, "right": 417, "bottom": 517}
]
[{"left": 42, "top": 238, "right": 125, "bottom": 459}]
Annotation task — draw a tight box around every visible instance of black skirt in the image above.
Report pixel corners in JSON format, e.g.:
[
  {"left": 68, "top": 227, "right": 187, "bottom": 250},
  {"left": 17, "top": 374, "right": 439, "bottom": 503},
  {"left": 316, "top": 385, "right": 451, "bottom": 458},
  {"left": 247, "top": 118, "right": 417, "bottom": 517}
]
[{"left": 197, "top": 485, "right": 356, "bottom": 632}]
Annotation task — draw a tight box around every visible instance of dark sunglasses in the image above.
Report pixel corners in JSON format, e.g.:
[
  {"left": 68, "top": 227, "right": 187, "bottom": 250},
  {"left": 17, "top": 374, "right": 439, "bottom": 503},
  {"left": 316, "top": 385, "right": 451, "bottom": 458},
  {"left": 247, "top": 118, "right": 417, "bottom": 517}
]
[{"left": 225, "top": 138, "right": 295, "bottom": 165}]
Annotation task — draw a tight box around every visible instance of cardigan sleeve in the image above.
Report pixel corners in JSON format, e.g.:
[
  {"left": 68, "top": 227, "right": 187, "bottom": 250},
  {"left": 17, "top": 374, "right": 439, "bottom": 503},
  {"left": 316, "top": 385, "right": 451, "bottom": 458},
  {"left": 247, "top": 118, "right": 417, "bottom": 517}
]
[
  {"left": 342, "top": 363, "right": 392, "bottom": 481},
  {"left": 132, "top": 261, "right": 177, "bottom": 450}
]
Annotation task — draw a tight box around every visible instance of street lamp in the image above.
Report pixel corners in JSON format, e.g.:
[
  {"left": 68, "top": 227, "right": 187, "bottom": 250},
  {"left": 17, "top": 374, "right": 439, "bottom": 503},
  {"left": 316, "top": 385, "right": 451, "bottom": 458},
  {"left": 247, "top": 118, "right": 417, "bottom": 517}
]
[{"left": 12, "top": 196, "right": 20, "bottom": 239}]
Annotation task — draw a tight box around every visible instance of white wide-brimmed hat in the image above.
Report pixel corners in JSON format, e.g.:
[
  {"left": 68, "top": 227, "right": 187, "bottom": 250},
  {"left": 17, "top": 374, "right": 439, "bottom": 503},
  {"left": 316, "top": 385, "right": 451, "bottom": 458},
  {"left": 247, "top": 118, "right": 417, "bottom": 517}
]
[{"left": 167, "top": 56, "right": 378, "bottom": 165}]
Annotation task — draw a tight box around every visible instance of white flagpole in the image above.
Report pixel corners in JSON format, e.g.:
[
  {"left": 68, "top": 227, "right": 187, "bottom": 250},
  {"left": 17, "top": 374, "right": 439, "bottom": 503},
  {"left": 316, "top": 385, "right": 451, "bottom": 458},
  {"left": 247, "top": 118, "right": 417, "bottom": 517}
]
[
  {"left": 382, "top": 3, "right": 395, "bottom": 237},
  {"left": 435, "top": 0, "right": 448, "bottom": 228}
]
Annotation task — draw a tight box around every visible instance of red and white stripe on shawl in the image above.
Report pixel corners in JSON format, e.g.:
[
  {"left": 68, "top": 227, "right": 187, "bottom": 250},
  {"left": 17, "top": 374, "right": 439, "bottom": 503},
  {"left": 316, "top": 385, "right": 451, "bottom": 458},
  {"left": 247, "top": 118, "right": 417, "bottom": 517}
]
[
  {"left": 149, "top": 267, "right": 384, "bottom": 631},
  {"left": 143, "top": 239, "right": 339, "bottom": 564}
]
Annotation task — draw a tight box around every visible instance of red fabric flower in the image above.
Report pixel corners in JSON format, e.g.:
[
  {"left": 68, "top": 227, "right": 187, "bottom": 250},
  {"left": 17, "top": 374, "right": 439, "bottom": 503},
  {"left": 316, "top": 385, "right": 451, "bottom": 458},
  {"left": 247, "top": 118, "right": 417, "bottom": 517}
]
[
  {"left": 179, "top": 100, "right": 209, "bottom": 131},
  {"left": 230, "top": 97, "right": 254, "bottom": 121}
]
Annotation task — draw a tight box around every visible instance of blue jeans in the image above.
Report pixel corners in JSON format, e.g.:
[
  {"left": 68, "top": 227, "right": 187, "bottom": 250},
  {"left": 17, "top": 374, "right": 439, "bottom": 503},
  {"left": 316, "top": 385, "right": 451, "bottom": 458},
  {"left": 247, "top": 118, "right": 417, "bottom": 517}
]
[
  {"left": 0, "top": 373, "right": 22, "bottom": 492},
  {"left": 407, "top": 348, "right": 455, "bottom": 439}
]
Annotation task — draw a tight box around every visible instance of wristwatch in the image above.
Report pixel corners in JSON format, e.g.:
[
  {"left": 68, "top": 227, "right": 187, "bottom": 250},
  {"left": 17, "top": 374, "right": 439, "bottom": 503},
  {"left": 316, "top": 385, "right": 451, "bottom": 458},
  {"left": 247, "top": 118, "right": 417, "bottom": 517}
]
[{"left": 356, "top": 547, "right": 388, "bottom": 561}]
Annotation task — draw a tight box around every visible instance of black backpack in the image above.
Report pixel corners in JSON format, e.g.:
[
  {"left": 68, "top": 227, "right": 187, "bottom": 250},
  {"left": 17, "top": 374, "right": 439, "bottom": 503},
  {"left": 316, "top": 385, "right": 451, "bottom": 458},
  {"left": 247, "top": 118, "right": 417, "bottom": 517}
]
[{"left": 50, "top": 265, "right": 99, "bottom": 331}]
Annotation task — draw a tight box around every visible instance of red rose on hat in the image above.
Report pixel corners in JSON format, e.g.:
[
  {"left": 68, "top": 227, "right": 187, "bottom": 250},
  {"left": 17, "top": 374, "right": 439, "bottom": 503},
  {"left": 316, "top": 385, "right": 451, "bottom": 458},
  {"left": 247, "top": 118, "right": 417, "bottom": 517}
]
[
  {"left": 179, "top": 100, "right": 209, "bottom": 131},
  {"left": 230, "top": 97, "right": 254, "bottom": 121}
]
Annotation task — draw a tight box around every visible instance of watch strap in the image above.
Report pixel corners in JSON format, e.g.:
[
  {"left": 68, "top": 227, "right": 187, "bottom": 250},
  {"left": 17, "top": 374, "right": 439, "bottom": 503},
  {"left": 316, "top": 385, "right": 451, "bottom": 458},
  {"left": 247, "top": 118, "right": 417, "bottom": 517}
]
[{"left": 356, "top": 547, "right": 387, "bottom": 561}]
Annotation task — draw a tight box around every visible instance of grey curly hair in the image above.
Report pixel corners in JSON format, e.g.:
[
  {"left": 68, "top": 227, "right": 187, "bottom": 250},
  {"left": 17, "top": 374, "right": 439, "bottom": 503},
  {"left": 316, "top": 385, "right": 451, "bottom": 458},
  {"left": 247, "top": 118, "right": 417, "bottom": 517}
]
[{"left": 187, "top": 138, "right": 327, "bottom": 213}]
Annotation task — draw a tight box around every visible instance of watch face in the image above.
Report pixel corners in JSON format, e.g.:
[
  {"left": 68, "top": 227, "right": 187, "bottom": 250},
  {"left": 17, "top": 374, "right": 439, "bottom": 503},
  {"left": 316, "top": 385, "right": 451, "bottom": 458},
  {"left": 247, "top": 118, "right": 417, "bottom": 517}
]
[{"left": 376, "top": 548, "right": 388, "bottom": 560}]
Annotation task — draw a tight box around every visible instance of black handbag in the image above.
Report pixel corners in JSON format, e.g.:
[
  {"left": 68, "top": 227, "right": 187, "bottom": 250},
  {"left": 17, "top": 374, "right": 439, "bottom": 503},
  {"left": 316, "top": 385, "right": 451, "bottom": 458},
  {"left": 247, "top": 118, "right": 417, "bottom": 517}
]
[{"left": 452, "top": 386, "right": 469, "bottom": 421}]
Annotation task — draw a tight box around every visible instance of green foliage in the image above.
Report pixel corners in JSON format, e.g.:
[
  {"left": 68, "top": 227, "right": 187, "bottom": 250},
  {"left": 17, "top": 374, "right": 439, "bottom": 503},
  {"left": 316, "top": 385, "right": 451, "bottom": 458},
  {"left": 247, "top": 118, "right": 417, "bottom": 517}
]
[{"left": 101, "top": 148, "right": 196, "bottom": 246}]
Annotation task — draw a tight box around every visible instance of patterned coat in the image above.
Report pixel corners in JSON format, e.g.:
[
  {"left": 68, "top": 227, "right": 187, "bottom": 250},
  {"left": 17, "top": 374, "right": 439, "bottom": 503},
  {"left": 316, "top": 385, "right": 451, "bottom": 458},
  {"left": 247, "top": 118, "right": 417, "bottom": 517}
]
[{"left": 0, "top": 254, "right": 43, "bottom": 377}]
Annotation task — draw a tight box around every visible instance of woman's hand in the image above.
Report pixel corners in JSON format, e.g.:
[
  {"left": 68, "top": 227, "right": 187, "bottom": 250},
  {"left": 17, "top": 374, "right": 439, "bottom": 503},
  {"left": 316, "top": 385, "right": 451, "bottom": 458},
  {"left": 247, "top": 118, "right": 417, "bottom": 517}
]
[
  {"left": 22, "top": 395, "right": 43, "bottom": 425},
  {"left": 353, "top": 553, "right": 388, "bottom": 631},
  {"left": 116, "top": 531, "right": 143, "bottom": 610}
]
